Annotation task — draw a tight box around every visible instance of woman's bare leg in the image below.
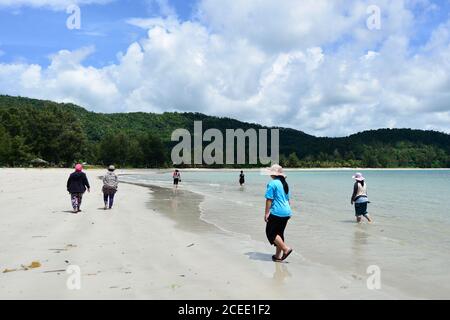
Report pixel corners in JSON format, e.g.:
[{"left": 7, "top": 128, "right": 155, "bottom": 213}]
[
  {"left": 364, "top": 214, "right": 373, "bottom": 223},
  {"left": 275, "top": 246, "right": 283, "bottom": 260},
  {"left": 274, "top": 235, "right": 291, "bottom": 255}
]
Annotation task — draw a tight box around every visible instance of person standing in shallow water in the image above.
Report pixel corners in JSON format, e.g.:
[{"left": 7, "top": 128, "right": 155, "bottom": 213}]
[
  {"left": 67, "top": 164, "right": 90, "bottom": 214},
  {"left": 264, "top": 164, "right": 293, "bottom": 262},
  {"left": 239, "top": 170, "right": 245, "bottom": 186},
  {"left": 351, "top": 172, "right": 373, "bottom": 224},
  {"left": 103, "top": 165, "right": 119, "bottom": 210},
  {"left": 173, "top": 169, "right": 181, "bottom": 189}
]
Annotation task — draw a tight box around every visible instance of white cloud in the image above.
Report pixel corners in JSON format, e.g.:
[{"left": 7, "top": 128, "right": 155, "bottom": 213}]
[
  {"left": 1, "top": 0, "right": 450, "bottom": 136},
  {"left": 0, "top": 47, "right": 120, "bottom": 112}
]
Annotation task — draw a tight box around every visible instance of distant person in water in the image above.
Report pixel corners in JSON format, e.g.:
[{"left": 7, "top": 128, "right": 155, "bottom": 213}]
[
  {"left": 264, "top": 164, "right": 293, "bottom": 262},
  {"left": 67, "top": 164, "right": 90, "bottom": 214},
  {"left": 351, "top": 173, "right": 373, "bottom": 224},
  {"left": 239, "top": 170, "right": 245, "bottom": 186},
  {"left": 173, "top": 169, "right": 181, "bottom": 188},
  {"left": 103, "top": 165, "right": 119, "bottom": 210}
]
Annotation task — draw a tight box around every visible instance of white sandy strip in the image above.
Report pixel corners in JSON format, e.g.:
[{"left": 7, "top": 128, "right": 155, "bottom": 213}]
[{"left": 0, "top": 169, "right": 409, "bottom": 300}]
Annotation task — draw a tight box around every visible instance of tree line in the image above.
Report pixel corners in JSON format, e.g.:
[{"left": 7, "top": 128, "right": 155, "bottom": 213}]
[{"left": 0, "top": 95, "right": 449, "bottom": 168}]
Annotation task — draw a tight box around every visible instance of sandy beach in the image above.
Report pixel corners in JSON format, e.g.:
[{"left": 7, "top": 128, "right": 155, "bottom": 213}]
[{"left": 0, "top": 168, "right": 413, "bottom": 300}]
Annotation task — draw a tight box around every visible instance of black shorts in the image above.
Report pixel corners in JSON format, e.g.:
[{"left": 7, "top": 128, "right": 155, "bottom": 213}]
[
  {"left": 265, "top": 214, "right": 290, "bottom": 246},
  {"left": 173, "top": 178, "right": 179, "bottom": 185},
  {"left": 355, "top": 202, "right": 368, "bottom": 216}
]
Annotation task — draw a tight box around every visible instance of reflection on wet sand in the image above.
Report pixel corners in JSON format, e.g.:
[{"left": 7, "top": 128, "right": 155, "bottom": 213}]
[
  {"left": 145, "top": 184, "right": 217, "bottom": 233},
  {"left": 273, "top": 262, "right": 292, "bottom": 285},
  {"left": 352, "top": 225, "right": 370, "bottom": 274}
]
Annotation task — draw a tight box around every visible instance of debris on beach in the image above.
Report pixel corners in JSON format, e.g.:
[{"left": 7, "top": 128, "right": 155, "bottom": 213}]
[
  {"left": 43, "top": 269, "right": 66, "bottom": 274},
  {"left": 351, "top": 274, "right": 363, "bottom": 280},
  {"left": 2, "top": 268, "right": 18, "bottom": 273},
  {"left": 3, "top": 261, "right": 42, "bottom": 273},
  {"left": 187, "top": 243, "right": 195, "bottom": 248},
  {"left": 49, "top": 244, "right": 77, "bottom": 254},
  {"left": 28, "top": 261, "right": 41, "bottom": 269}
]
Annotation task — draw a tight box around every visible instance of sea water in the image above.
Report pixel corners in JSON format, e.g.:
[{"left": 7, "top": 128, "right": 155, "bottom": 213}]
[{"left": 122, "top": 169, "right": 450, "bottom": 299}]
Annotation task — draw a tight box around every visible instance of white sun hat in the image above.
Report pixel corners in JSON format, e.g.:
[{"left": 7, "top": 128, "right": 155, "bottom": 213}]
[
  {"left": 265, "top": 164, "right": 287, "bottom": 177},
  {"left": 352, "top": 172, "right": 365, "bottom": 181}
]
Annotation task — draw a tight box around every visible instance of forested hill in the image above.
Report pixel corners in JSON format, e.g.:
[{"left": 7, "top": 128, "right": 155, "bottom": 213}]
[{"left": 1, "top": 94, "right": 449, "bottom": 168}]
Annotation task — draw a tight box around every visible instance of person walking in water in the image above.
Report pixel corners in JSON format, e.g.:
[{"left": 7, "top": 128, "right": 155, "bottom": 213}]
[
  {"left": 103, "top": 165, "right": 118, "bottom": 210},
  {"left": 173, "top": 169, "right": 181, "bottom": 189},
  {"left": 264, "top": 164, "right": 293, "bottom": 262},
  {"left": 351, "top": 172, "right": 373, "bottom": 224},
  {"left": 67, "top": 164, "right": 90, "bottom": 214},
  {"left": 239, "top": 170, "right": 245, "bottom": 186}
]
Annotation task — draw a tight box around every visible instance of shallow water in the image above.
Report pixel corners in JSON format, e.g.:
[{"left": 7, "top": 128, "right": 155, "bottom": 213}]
[{"left": 122, "top": 169, "right": 450, "bottom": 299}]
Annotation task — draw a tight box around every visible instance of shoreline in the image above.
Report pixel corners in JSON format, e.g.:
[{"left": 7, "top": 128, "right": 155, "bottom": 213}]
[
  {"left": 119, "top": 173, "right": 416, "bottom": 300},
  {"left": 5, "top": 167, "right": 449, "bottom": 172},
  {"left": 0, "top": 168, "right": 415, "bottom": 299}
]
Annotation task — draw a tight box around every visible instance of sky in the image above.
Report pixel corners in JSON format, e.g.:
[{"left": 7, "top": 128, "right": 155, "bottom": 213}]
[{"left": 0, "top": 0, "right": 450, "bottom": 137}]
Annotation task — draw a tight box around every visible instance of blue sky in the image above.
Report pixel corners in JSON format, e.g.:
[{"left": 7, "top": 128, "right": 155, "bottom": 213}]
[
  {"left": 0, "top": 0, "right": 197, "bottom": 67},
  {"left": 0, "top": 0, "right": 450, "bottom": 136}
]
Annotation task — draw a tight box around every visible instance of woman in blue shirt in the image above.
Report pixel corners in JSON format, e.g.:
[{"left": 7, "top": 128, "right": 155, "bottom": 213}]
[{"left": 264, "top": 164, "right": 293, "bottom": 262}]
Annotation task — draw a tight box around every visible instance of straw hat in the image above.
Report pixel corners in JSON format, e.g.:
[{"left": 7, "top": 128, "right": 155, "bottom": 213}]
[
  {"left": 265, "top": 164, "right": 286, "bottom": 177},
  {"left": 352, "top": 172, "right": 365, "bottom": 181}
]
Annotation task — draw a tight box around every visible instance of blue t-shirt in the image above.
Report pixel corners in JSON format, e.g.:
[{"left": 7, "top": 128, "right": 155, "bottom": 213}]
[{"left": 265, "top": 179, "right": 292, "bottom": 217}]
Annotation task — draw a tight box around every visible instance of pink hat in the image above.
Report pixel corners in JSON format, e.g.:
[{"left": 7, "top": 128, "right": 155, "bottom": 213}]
[
  {"left": 75, "top": 164, "right": 83, "bottom": 172},
  {"left": 265, "top": 164, "right": 287, "bottom": 177},
  {"left": 352, "top": 172, "right": 365, "bottom": 181}
]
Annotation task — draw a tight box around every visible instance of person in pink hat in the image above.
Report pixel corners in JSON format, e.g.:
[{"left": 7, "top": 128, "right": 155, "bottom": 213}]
[
  {"left": 351, "top": 172, "right": 373, "bottom": 224},
  {"left": 66, "top": 164, "right": 90, "bottom": 213},
  {"left": 264, "top": 164, "right": 293, "bottom": 262}
]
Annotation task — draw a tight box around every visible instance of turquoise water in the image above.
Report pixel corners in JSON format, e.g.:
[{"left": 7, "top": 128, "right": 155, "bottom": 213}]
[{"left": 123, "top": 169, "right": 450, "bottom": 299}]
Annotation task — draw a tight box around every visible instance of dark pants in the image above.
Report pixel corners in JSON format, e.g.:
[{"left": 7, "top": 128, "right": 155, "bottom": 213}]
[
  {"left": 103, "top": 193, "right": 115, "bottom": 208},
  {"left": 71, "top": 193, "right": 83, "bottom": 210}
]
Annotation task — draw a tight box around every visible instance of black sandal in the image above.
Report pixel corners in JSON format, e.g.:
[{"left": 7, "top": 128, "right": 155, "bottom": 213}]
[
  {"left": 281, "top": 249, "right": 293, "bottom": 261},
  {"left": 272, "top": 255, "right": 283, "bottom": 262}
]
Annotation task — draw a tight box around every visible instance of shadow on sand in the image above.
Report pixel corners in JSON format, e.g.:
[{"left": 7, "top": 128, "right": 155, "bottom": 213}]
[
  {"left": 60, "top": 210, "right": 76, "bottom": 214},
  {"left": 340, "top": 220, "right": 357, "bottom": 224},
  {"left": 244, "top": 252, "right": 273, "bottom": 262}
]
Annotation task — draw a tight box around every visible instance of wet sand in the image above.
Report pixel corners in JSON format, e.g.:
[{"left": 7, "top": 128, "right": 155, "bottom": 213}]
[{"left": 0, "top": 168, "right": 410, "bottom": 299}]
